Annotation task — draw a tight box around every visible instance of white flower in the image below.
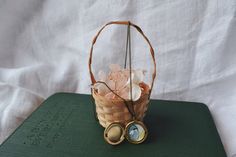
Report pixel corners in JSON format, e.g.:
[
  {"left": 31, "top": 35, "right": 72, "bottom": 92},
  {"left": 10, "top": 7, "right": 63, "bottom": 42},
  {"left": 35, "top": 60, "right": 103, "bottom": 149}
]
[
  {"left": 128, "top": 84, "right": 142, "bottom": 101},
  {"left": 125, "top": 70, "right": 145, "bottom": 101}
]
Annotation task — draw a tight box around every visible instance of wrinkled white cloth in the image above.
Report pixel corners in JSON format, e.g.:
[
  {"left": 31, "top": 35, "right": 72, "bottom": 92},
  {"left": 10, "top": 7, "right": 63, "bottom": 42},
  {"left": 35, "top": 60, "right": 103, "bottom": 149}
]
[{"left": 0, "top": 0, "right": 236, "bottom": 156}]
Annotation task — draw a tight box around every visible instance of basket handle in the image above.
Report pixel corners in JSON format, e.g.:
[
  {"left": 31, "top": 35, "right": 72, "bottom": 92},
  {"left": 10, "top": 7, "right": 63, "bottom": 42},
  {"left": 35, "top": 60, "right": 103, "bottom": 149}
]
[{"left": 88, "top": 21, "right": 156, "bottom": 94}]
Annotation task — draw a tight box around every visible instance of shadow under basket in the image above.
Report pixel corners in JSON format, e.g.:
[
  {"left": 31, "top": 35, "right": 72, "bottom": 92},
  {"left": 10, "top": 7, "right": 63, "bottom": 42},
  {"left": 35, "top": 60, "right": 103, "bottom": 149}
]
[{"left": 92, "top": 82, "right": 150, "bottom": 128}]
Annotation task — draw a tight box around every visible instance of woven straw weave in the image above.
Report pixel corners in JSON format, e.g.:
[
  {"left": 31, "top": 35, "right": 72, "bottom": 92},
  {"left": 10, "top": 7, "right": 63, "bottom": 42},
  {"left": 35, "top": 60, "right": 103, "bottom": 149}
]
[{"left": 93, "top": 83, "right": 150, "bottom": 128}]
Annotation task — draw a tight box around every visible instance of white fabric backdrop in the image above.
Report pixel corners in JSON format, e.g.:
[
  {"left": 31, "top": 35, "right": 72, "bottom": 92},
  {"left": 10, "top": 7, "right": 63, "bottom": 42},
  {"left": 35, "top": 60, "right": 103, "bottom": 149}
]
[{"left": 0, "top": 0, "right": 235, "bottom": 156}]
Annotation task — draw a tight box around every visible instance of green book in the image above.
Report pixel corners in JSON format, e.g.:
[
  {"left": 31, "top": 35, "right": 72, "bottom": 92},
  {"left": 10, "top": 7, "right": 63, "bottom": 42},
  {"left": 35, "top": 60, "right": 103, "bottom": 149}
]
[{"left": 0, "top": 93, "right": 226, "bottom": 157}]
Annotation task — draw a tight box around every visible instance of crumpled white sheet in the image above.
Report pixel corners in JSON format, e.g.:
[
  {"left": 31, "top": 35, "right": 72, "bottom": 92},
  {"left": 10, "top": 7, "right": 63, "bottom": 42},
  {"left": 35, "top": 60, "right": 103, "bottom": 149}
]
[{"left": 0, "top": 0, "right": 236, "bottom": 156}]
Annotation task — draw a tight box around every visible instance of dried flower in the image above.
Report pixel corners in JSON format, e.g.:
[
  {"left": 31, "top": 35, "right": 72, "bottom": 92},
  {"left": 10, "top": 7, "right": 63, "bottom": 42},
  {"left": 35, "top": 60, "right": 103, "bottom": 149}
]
[{"left": 93, "top": 64, "right": 145, "bottom": 101}]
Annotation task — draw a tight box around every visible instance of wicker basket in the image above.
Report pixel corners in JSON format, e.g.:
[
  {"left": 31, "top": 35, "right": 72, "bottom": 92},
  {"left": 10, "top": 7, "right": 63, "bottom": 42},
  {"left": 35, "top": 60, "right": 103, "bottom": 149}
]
[{"left": 88, "top": 21, "right": 156, "bottom": 128}]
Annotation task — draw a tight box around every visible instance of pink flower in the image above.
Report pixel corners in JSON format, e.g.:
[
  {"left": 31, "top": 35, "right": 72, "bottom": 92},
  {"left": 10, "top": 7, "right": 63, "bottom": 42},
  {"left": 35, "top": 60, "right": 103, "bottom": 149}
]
[{"left": 93, "top": 64, "right": 145, "bottom": 101}]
